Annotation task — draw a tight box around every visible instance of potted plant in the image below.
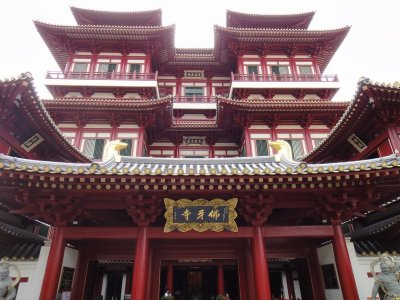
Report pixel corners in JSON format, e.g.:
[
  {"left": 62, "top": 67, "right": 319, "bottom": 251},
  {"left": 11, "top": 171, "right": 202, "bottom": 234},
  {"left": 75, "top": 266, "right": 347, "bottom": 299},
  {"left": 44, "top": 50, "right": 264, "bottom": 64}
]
[
  {"left": 160, "top": 296, "right": 175, "bottom": 300},
  {"left": 216, "top": 295, "right": 225, "bottom": 300}
]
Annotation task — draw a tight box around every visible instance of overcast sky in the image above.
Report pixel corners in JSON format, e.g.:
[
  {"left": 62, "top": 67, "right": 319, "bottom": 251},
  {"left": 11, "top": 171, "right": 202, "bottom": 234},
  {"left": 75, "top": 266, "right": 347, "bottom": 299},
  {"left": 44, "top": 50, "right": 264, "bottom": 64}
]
[{"left": 1, "top": 0, "right": 399, "bottom": 101}]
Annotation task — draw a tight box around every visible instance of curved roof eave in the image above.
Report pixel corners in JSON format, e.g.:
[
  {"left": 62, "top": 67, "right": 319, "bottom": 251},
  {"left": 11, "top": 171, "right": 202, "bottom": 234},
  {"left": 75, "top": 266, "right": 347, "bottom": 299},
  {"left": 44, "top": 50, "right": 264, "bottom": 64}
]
[
  {"left": 303, "top": 78, "right": 400, "bottom": 163},
  {"left": 0, "top": 73, "right": 91, "bottom": 163},
  {"left": 226, "top": 10, "right": 316, "bottom": 29},
  {"left": 213, "top": 25, "right": 350, "bottom": 72},
  {"left": 70, "top": 6, "right": 162, "bottom": 26},
  {"left": 33, "top": 20, "right": 176, "bottom": 70}
]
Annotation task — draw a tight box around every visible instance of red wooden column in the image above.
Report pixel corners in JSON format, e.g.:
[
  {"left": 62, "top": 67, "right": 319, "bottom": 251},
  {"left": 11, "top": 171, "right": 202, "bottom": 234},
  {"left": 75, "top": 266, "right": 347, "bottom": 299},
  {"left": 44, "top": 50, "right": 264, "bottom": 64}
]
[
  {"left": 303, "top": 127, "right": 314, "bottom": 153},
  {"left": 244, "top": 127, "right": 253, "bottom": 156},
  {"left": 388, "top": 125, "right": 400, "bottom": 152},
  {"left": 74, "top": 125, "right": 84, "bottom": 149},
  {"left": 70, "top": 248, "right": 89, "bottom": 300},
  {"left": 217, "top": 261, "right": 224, "bottom": 295},
  {"left": 136, "top": 126, "right": 145, "bottom": 157},
  {"left": 39, "top": 227, "right": 65, "bottom": 300},
  {"left": 331, "top": 220, "right": 359, "bottom": 300},
  {"left": 131, "top": 226, "right": 150, "bottom": 300},
  {"left": 252, "top": 226, "right": 271, "bottom": 300},
  {"left": 308, "top": 247, "right": 326, "bottom": 300},
  {"left": 167, "top": 261, "right": 174, "bottom": 292},
  {"left": 208, "top": 144, "right": 215, "bottom": 158}
]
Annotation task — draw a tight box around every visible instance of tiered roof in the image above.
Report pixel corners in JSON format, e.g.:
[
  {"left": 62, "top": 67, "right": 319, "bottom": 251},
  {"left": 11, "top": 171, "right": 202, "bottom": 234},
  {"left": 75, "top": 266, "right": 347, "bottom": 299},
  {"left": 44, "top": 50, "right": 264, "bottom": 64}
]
[
  {"left": 350, "top": 215, "right": 400, "bottom": 255},
  {"left": 226, "top": 10, "right": 315, "bottom": 29},
  {"left": 0, "top": 152, "right": 399, "bottom": 226},
  {"left": 305, "top": 78, "right": 400, "bottom": 162},
  {"left": 217, "top": 96, "right": 348, "bottom": 128},
  {"left": 214, "top": 25, "right": 350, "bottom": 72},
  {"left": 0, "top": 73, "right": 90, "bottom": 162},
  {"left": 70, "top": 7, "right": 162, "bottom": 26},
  {"left": 34, "top": 8, "right": 349, "bottom": 75},
  {"left": 34, "top": 21, "right": 175, "bottom": 70}
]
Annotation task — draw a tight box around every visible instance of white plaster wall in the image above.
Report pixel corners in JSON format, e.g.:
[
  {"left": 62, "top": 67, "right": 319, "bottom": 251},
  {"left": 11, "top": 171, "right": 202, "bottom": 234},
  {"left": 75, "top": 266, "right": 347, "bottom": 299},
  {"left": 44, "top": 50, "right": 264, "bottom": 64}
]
[
  {"left": 317, "top": 239, "right": 378, "bottom": 300},
  {"left": 317, "top": 242, "right": 344, "bottom": 300},
  {"left": 29, "top": 243, "right": 51, "bottom": 300},
  {"left": 346, "top": 240, "right": 378, "bottom": 300},
  {"left": 26, "top": 242, "right": 79, "bottom": 300},
  {"left": 7, "top": 260, "right": 38, "bottom": 300}
]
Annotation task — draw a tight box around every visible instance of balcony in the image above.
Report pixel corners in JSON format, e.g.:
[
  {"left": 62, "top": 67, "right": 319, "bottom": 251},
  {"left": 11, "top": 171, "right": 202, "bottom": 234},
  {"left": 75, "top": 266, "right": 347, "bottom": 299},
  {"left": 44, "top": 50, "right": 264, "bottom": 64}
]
[
  {"left": 229, "top": 72, "right": 341, "bottom": 98},
  {"left": 46, "top": 71, "right": 157, "bottom": 81},
  {"left": 175, "top": 96, "right": 215, "bottom": 103},
  {"left": 44, "top": 71, "right": 159, "bottom": 97},
  {"left": 173, "top": 96, "right": 216, "bottom": 110}
]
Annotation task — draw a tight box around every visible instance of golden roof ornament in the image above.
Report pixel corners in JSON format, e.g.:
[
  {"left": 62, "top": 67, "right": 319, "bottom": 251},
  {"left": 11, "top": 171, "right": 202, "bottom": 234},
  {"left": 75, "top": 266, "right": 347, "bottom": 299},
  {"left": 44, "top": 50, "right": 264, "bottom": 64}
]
[
  {"left": 102, "top": 139, "right": 128, "bottom": 162},
  {"left": 269, "top": 140, "right": 293, "bottom": 162}
]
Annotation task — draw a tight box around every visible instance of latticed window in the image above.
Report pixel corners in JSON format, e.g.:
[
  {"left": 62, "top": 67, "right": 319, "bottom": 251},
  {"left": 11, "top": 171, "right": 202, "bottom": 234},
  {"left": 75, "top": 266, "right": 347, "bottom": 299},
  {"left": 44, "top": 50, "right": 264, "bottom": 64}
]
[
  {"left": 313, "top": 139, "right": 324, "bottom": 148},
  {"left": 120, "top": 139, "right": 133, "bottom": 156},
  {"left": 185, "top": 87, "right": 204, "bottom": 96},
  {"left": 72, "top": 63, "right": 88, "bottom": 72},
  {"left": 247, "top": 65, "right": 258, "bottom": 74},
  {"left": 255, "top": 140, "right": 268, "bottom": 156},
  {"left": 285, "top": 140, "right": 304, "bottom": 160},
  {"left": 83, "top": 139, "right": 105, "bottom": 160},
  {"left": 241, "top": 145, "right": 247, "bottom": 157},
  {"left": 298, "top": 66, "right": 313, "bottom": 75},
  {"left": 271, "top": 65, "right": 289, "bottom": 75},
  {"left": 98, "top": 63, "right": 117, "bottom": 72},
  {"left": 129, "top": 64, "right": 141, "bottom": 73}
]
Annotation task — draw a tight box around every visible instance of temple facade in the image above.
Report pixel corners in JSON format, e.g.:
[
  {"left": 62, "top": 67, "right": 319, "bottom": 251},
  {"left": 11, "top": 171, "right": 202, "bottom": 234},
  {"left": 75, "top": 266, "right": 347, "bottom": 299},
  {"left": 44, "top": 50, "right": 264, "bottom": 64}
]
[{"left": 0, "top": 7, "right": 399, "bottom": 300}]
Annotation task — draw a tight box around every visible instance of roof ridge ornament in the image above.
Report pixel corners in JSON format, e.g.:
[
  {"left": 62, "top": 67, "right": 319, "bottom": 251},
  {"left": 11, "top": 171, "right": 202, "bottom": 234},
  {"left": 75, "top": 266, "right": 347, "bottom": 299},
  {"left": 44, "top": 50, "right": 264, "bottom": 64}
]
[
  {"left": 102, "top": 139, "right": 128, "bottom": 163},
  {"left": 269, "top": 140, "right": 293, "bottom": 162}
]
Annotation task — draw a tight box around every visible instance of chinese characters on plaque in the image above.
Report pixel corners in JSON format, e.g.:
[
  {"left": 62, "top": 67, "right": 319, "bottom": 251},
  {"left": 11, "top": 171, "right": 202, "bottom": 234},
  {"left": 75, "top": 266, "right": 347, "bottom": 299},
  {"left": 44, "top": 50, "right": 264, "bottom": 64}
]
[
  {"left": 184, "top": 70, "right": 204, "bottom": 78},
  {"left": 164, "top": 198, "right": 238, "bottom": 232},
  {"left": 182, "top": 136, "right": 206, "bottom": 146}
]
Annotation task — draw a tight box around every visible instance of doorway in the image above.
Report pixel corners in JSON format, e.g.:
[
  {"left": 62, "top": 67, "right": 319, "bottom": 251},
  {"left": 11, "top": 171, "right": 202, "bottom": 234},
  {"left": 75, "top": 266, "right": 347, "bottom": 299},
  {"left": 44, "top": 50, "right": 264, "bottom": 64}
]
[{"left": 160, "top": 261, "right": 240, "bottom": 300}]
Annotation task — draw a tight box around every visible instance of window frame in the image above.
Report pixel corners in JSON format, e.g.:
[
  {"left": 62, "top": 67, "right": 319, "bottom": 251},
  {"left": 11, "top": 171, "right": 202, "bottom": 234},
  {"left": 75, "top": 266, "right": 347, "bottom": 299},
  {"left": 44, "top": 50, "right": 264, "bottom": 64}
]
[
  {"left": 184, "top": 87, "right": 204, "bottom": 97},
  {"left": 82, "top": 138, "right": 106, "bottom": 160}
]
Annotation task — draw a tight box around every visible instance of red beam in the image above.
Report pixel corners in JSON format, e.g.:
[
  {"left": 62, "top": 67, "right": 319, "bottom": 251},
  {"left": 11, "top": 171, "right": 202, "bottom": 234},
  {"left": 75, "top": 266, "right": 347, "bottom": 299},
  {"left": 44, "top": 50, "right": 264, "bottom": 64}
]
[
  {"left": 148, "top": 226, "right": 253, "bottom": 239},
  {"left": 62, "top": 225, "right": 333, "bottom": 240},
  {"left": 63, "top": 227, "right": 138, "bottom": 239},
  {"left": 263, "top": 225, "right": 334, "bottom": 238}
]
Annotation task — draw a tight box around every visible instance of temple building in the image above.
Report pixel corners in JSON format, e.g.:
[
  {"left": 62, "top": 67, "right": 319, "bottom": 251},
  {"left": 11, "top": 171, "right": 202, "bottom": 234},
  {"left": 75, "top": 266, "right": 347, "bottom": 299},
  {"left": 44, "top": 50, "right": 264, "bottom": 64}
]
[{"left": 0, "top": 7, "right": 399, "bottom": 300}]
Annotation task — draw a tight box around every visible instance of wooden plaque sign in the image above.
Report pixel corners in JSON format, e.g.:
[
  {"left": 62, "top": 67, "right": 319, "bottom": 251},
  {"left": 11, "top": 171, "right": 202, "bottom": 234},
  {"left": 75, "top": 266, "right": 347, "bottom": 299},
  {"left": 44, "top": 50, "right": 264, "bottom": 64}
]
[
  {"left": 58, "top": 267, "right": 75, "bottom": 292},
  {"left": 164, "top": 198, "right": 238, "bottom": 232}
]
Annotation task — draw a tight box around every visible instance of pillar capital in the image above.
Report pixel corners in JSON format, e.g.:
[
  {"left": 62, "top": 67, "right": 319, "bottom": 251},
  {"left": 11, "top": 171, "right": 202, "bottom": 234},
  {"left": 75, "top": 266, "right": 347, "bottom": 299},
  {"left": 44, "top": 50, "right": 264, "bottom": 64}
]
[{"left": 126, "top": 194, "right": 162, "bottom": 227}]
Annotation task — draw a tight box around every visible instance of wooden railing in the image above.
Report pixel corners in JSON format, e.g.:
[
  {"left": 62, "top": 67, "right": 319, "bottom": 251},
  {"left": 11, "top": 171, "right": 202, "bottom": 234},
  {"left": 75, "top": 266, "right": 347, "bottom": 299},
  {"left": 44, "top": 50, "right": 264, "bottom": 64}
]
[
  {"left": 46, "top": 71, "right": 158, "bottom": 81},
  {"left": 232, "top": 72, "right": 338, "bottom": 82},
  {"left": 175, "top": 96, "right": 215, "bottom": 103}
]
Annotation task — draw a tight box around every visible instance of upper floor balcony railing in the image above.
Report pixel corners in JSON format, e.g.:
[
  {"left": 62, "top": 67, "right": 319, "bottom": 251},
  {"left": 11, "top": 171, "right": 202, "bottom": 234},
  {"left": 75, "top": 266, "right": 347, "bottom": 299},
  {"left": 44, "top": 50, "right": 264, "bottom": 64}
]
[
  {"left": 175, "top": 96, "right": 215, "bottom": 103},
  {"left": 46, "top": 71, "right": 158, "bottom": 81},
  {"left": 231, "top": 73, "right": 338, "bottom": 82}
]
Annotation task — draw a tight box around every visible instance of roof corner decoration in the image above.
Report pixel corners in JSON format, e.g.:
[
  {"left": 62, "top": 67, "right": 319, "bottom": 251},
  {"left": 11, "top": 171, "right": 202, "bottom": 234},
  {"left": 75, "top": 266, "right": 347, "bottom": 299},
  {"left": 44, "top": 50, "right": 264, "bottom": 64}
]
[
  {"left": 269, "top": 140, "right": 294, "bottom": 162},
  {"left": 304, "top": 78, "right": 400, "bottom": 163},
  {"left": 102, "top": 140, "right": 128, "bottom": 163},
  {"left": 0, "top": 73, "right": 91, "bottom": 163}
]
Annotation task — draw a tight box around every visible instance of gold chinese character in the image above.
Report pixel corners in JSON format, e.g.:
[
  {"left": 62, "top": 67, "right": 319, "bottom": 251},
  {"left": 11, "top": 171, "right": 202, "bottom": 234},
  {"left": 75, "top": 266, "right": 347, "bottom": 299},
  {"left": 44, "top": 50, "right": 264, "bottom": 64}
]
[
  {"left": 197, "top": 209, "right": 205, "bottom": 220},
  {"left": 208, "top": 209, "right": 220, "bottom": 220},
  {"left": 182, "top": 209, "right": 191, "bottom": 221}
]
